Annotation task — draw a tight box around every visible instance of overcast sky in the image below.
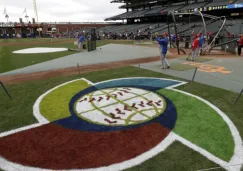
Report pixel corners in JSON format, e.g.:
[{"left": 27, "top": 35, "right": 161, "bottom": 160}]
[{"left": 0, "top": 0, "right": 126, "bottom": 22}]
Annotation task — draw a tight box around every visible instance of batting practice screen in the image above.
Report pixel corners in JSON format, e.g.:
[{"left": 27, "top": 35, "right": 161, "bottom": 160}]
[{"left": 88, "top": 28, "right": 96, "bottom": 52}]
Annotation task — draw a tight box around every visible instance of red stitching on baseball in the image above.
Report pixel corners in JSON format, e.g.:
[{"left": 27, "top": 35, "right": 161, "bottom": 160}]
[
  {"left": 89, "top": 98, "right": 96, "bottom": 102},
  {"left": 131, "top": 103, "right": 138, "bottom": 109},
  {"left": 147, "top": 101, "right": 153, "bottom": 106},
  {"left": 116, "top": 108, "right": 125, "bottom": 115},
  {"left": 121, "top": 90, "right": 130, "bottom": 93},
  {"left": 104, "top": 119, "right": 117, "bottom": 124},
  {"left": 79, "top": 98, "right": 87, "bottom": 102},
  {"left": 106, "top": 95, "right": 111, "bottom": 100},
  {"left": 124, "top": 105, "right": 132, "bottom": 111},
  {"left": 118, "top": 92, "right": 123, "bottom": 96},
  {"left": 110, "top": 113, "right": 121, "bottom": 119},
  {"left": 98, "top": 97, "right": 103, "bottom": 102},
  {"left": 139, "top": 101, "right": 145, "bottom": 107},
  {"left": 155, "top": 100, "right": 162, "bottom": 106}
]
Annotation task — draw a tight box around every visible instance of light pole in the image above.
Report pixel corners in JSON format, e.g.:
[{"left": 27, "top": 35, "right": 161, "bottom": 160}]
[
  {"left": 23, "top": 8, "right": 29, "bottom": 23},
  {"left": 3, "top": 8, "right": 9, "bottom": 23}
]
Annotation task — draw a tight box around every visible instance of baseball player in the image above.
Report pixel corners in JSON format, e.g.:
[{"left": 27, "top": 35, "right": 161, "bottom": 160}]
[
  {"left": 50, "top": 32, "right": 53, "bottom": 42},
  {"left": 198, "top": 33, "right": 204, "bottom": 57},
  {"left": 156, "top": 32, "right": 170, "bottom": 69},
  {"left": 237, "top": 34, "right": 243, "bottom": 56},
  {"left": 78, "top": 35, "right": 85, "bottom": 50},
  {"left": 191, "top": 34, "right": 199, "bottom": 61}
]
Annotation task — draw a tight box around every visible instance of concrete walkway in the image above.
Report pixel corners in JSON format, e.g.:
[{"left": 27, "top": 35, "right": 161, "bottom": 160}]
[
  {"left": 0, "top": 44, "right": 159, "bottom": 76},
  {"left": 135, "top": 57, "right": 243, "bottom": 93}
]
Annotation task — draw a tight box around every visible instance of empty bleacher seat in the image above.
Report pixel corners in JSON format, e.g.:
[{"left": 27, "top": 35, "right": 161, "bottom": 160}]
[{"left": 179, "top": 2, "right": 208, "bottom": 12}]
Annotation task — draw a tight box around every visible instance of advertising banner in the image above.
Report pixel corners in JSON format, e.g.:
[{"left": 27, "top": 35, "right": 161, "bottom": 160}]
[{"left": 228, "top": 3, "right": 243, "bottom": 9}]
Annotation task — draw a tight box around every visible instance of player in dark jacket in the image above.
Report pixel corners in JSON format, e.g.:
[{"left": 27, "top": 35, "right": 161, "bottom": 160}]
[{"left": 198, "top": 33, "right": 204, "bottom": 57}]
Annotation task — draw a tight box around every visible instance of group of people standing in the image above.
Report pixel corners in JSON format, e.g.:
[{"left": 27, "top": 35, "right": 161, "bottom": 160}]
[
  {"left": 191, "top": 33, "right": 205, "bottom": 61},
  {"left": 191, "top": 33, "right": 243, "bottom": 58},
  {"left": 155, "top": 32, "right": 205, "bottom": 69},
  {"left": 155, "top": 32, "right": 243, "bottom": 70}
]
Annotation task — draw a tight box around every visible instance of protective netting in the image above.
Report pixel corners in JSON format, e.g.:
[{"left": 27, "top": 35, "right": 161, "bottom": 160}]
[{"left": 167, "top": 11, "right": 241, "bottom": 55}]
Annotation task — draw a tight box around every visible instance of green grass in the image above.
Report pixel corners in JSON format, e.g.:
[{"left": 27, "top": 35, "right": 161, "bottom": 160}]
[
  {"left": 0, "top": 66, "right": 242, "bottom": 170},
  {"left": 178, "top": 81, "right": 243, "bottom": 140},
  {"left": 0, "top": 38, "right": 55, "bottom": 43},
  {"left": 0, "top": 39, "right": 134, "bottom": 74},
  {"left": 125, "top": 141, "right": 224, "bottom": 171},
  {"left": 0, "top": 40, "right": 76, "bottom": 74},
  {"left": 158, "top": 89, "right": 234, "bottom": 161},
  {"left": 39, "top": 79, "right": 90, "bottom": 122},
  {"left": 179, "top": 56, "right": 213, "bottom": 62}
]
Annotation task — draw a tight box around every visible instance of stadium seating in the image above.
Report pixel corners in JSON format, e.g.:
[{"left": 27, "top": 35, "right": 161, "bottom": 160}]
[
  {"left": 227, "top": 19, "right": 243, "bottom": 34},
  {"left": 179, "top": 2, "right": 208, "bottom": 12},
  {"left": 107, "top": 11, "right": 135, "bottom": 20},
  {"left": 128, "top": 9, "right": 150, "bottom": 18},
  {"left": 204, "top": 0, "right": 233, "bottom": 7},
  {"left": 96, "top": 0, "right": 243, "bottom": 39},
  {"left": 87, "top": 0, "right": 241, "bottom": 44},
  {"left": 144, "top": 7, "right": 167, "bottom": 16},
  {"left": 161, "top": 5, "right": 184, "bottom": 13},
  {"left": 97, "top": 17, "right": 243, "bottom": 39}
]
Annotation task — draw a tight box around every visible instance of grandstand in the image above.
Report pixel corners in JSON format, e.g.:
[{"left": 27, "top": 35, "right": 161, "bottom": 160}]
[{"left": 98, "top": 0, "right": 243, "bottom": 40}]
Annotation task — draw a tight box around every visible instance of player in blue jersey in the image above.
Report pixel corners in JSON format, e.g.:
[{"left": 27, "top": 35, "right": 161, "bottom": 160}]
[
  {"left": 78, "top": 35, "right": 85, "bottom": 50},
  {"left": 156, "top": 32, "right": 170, "bottom": 69}
]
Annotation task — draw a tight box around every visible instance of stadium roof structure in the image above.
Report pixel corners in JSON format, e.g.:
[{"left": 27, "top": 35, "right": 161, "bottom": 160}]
[
  {"left": 106, "top": 0, "right": 242, "bottom": 21},
  {"left": 106, "top": 0, "right": 193, "bottom": 20},
  {"left": 110, "top": 0, "right": 195, "bottom": 9},
  {"left": 110, "top": 0, "right": 186, "bottom": 3}
]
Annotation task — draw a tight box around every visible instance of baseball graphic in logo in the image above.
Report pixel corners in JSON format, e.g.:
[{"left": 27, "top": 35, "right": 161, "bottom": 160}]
[
  {"left": 0, "top": 78, "right": 242, "bottom": 171},
  {"left": 75, "top": 87, "right": 166, "bottom": 126}
]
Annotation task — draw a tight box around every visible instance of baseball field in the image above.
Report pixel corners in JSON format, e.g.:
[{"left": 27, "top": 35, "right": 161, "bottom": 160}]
[
  {"left": 0, "top": 38, "right": 135, "bottom": 74},
  {"left": 0, "top": 38, "right": 243, "bottom": 171}
]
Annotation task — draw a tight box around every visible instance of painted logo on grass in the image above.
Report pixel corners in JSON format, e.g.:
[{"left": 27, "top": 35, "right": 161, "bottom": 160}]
[
  {"left": 75, "top": 87, "right": 166, "bottom": 126},
  {"left": 0, "top": 78, "right": 242, "bottom": 171},
  {"left": 52, "top": 78, "right": 177, "bottom": 134}
]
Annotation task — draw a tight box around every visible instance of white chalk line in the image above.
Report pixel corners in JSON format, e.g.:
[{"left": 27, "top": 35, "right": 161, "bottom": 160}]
[{"left": 170, "top": 88, "right": 243, "bottom": 171}]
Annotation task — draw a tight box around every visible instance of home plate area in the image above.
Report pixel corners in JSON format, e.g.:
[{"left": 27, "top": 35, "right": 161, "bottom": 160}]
[{"left": 0, "top": 78, "right": 242, "bottom": 171}]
